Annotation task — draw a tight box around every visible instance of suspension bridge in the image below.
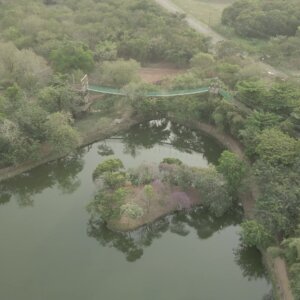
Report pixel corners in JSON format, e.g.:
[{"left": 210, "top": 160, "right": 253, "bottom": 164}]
[{"left": 80, "top": 75, "right": 233, "bottom": 101}]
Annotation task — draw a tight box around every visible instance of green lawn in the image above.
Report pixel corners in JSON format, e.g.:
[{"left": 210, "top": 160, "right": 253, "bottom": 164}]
[{"left": 172, "top": 0, "right": 233, "bottom": 26}]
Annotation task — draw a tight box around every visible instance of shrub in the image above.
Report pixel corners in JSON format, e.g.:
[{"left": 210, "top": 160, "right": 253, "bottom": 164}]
[
  {"left": 161, "top": 157, "right": 183, "bottom": 166},
  {"left": 93, "top": 158, "right": 124, "bottom": 179},
  {"left": 120, "top": 202, "right": 144, "bottom": 220},
  {"left": 240, "top": 220, "right": 274, "bottom": 248},
  {"left": 103, "top": 172, "right": 127, "bottom": 189}
]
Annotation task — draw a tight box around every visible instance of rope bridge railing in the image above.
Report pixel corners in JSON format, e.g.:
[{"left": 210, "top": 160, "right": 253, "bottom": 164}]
[
  {"left": 87, "top": 85, "right": 210, "bottom": 97},
  {"left": 82, "top": 76, "right": 232, "bottom": 100}
]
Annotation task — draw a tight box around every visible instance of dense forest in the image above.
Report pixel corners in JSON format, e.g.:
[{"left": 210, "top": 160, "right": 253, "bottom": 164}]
[
  {"left": 0, "top": 0, "right": 207, "bottom": 167},
  {"left": 0, "top": 0, "right": 300, "bottom": 298}
]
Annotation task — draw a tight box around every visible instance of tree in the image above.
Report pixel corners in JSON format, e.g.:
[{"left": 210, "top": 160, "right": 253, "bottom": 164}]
[
  {"left": 100, "top": 59, "right": 140, "bottom": 87},
  {"left": 239, "top": 111, "right": 282, "bottom": 158},
  {"left": 216, "top": 40, "right": 240, "bottom": 59},
  {"left": 14, "top": 103, "right": 48, "bottom": 141},
  {"left": 217, "top": 151, "right": 247, "bottom": 195},
  {"left": 222, "top": 0, "right": 257, "bottom": 27},
  {"left": 103, "top": 172, "right": 127, "bottom": 189},
  {"left": 120, "top": 202, "right": 144, "bottom": 220},
  {"left": 217, "top": 62, "right": 240, "bottom": 88},
  {"left": 0, "top": 42, "right": 50, "bottom": 91},
  {"left": 240, "top": 220, "right": 274, "bottom": 248},
  {"left": 45, "top": 112, "right": 81, "bottom": 155},
  {"left": 50, "top": 41, "right": 94, "bottom": 73},
  {"left": 143, "top": 184, "right": 154, "bottom": 211},
  {"left": 0, "top": 119, "right": 38, "bottom": 166},
  {"left": 236, "top": 80, "right": 268, "bottom": 108},
  {"left": 190, "top": 52, "right": 215, "bottom": 76},
  {"left": 94, "top": 41, "right": 117, "bottom": 62},
  {"left": 256, "top": 128, "right": 299, "bottom": 166},
  {"left": 93, "top": 158, "right": 124, "bottom": 179},
  {"left": 194, "top": 167, "right": 232, "bottom": 217},
  {"left": 38, "top": 84, "right": 84, "bottom": 115}
]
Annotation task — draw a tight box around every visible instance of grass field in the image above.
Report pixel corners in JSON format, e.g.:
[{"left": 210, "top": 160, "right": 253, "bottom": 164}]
[
  {"left": 172, "top": 0, "right": 233, "bottom": 26},
  {"left": 172, "top": 0, "right": 268, "bottom": 55}
]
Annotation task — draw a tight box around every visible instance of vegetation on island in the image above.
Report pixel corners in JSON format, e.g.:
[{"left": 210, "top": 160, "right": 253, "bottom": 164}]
[{"left": 88, "top": 155, "right": 245, "bottom": 231}]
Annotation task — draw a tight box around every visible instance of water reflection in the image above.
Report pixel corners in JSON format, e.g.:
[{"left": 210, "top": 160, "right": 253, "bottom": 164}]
[
  {"left": 87, "top": 206, "right": 244, "bottom": 262},
  {"left": 121, "top": 119, "right": 224, "bottom": 164},
  {"left": 234, "top": 246, "right": 268, "bottom": 280},
  {"left": 0, "top": 191, "right": 11, "bottom": 205},
  {"left": 0, "top": 120, "right": 224, "bottom": 207},
  {"left": 0, "top": 151, "right": 85, "bottom": 207}
]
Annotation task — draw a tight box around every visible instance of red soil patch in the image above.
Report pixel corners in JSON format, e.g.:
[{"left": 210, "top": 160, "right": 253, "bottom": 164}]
[{"left": 139, "top": 63, "right": 186, "bottom": 83}]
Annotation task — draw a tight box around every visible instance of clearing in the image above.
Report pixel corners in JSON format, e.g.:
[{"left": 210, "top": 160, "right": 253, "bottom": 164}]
[{"left": 139, "top": 63, "right": 185, "bottom": 83}]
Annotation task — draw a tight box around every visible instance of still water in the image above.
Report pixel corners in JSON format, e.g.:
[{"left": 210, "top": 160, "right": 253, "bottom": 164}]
[{"left": 0, "top": 120, "right": 271, "bottom": 300}]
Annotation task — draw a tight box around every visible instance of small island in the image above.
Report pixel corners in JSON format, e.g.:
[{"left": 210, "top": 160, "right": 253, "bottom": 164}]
[{"left": 88, "top": 155, "right": 243, "bottom": 232}]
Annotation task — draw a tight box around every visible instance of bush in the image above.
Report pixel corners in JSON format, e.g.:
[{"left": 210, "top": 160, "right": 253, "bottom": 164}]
[
  {"left": 289, "top": 263, "right": 300, "bottom": 298},
  {"left": 93, "top": 158, "right": 124, "bottom": 179},
  {"left": 161, "top": 157, "right": 183, "bottom": 166},
  {"left": 120, "top": 202, "right": 144, "bottom": 220},
  {"left": 267, "top": 246, "right": 283, "bottom": 259},
  {"left": 217, "top": 150, "right": 247, "bottom": 196},
  {"left": 128, "top": 164, "right": 158, "bottom": 185},
  {"left": 103, "top": 172, "right": 127, "bottom": 189},
  {"left": 240, "top": 220, "right": 274, "bottom": 248},
  {"left": 194, "top": 167, "right": 232, "bottom": 217}
]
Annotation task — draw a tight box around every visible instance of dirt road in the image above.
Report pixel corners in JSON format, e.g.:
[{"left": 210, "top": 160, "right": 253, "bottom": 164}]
[{"left": 155, "top": 0, "right": 287, "bottom": 79}]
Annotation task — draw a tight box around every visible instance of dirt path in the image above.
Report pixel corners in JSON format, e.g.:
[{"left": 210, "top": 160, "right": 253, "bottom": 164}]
[
  {"left": 154, "top": 0, "right": 223, "bottom": 44},
  {"left": 273, "top": 258, "right": 294, "bottom": 300},
  {"left": 154, "top": 0, "right": 288, "bottom": 79}
]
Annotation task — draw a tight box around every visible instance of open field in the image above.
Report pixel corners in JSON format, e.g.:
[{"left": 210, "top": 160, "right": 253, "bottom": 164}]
[{"left": 172, "top": 0, "right": 233, "bottom": 26}]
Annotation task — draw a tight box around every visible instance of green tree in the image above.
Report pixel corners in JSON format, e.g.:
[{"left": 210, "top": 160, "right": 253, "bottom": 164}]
[
  {"left": 93, "top": 158, "right": 124, "bottom": 179},
  {"left": 190, "top": 52, "right": 215, "bottom": 76},
  {"left": 45, "top": 112, "right": 81, "bottom": 155},
  {"left": 120, "top": 202, "right": 144, "bottom": 220},
  {"left": 94, "top": 41, "right": 117, "bottom": 62},
  {"left": 50, "top": 41, "right": 94, "bottom": 73},
  {"left": 256, "top": 128, "right": 299, "bottom": 166},
  {"left": 143, "top": 184, "right": 154, "bottom": 211},
  {"left": 194, "top": 167, "right": 232, "bottom": 217},
  {"left": 240, "top": 220, "right": 274, "bottom": 248},
  {"left": 239, "top": 111, "right": 282, "bottom": 158},
  {"left": 38, "top": 84, "right": 84, "bottom": 115},
  {"left": 100, "top": 59, "right": 140, "bottom": 87},
  {"left": 236, "top": 80, "right": 268, "bottom": 108},
  {"left": 103, "top": 172, "right": 127, "bottom": 189},
  {"left": 0, "top": 119, "right": 38, "bottom": 165},
  {"left": 217, "top": 151, "right": 247, "bottom": 195},
  {"left": 14, "top": 103, "right": 48, "bottom": 140}
]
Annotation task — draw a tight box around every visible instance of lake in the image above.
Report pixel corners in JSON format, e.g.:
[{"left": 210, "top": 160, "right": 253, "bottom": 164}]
[{"left": 0, "top": 119, "right": 272, "bottom": 300}]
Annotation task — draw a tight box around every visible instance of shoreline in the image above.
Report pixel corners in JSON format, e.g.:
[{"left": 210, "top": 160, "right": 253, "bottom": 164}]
[
  {"left": 0, "top": 111, "right": 140, "bottom": 183},
  {"left": 0, "top": 113, "right": 293, "bottom": 300}
]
